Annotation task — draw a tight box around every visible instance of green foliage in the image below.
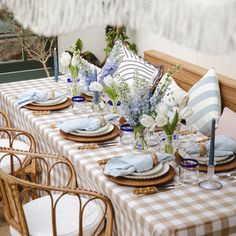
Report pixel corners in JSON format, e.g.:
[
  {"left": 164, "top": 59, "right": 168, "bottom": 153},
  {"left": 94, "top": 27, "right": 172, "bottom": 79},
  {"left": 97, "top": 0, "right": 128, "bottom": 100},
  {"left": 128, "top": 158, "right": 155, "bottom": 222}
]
[
  {"left": 74, "top": 37, "right": 101, "bottom": 67},
  {"left": 75, "top": 38, "right": 83, "bottom": 51},
  {"left": 104, "top": 25, "right": 137, "bottom": 57}
]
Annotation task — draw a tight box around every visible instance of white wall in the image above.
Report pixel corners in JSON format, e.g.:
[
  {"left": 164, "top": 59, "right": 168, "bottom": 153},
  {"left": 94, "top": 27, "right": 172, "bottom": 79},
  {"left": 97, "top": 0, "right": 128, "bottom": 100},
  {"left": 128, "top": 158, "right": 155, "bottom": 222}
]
[
  {"left": 58, "top": 26, "right": 106, "bottom": 74},
  {"left": 136, "top": 30, "right": 236, "bottom": 80},
  {"left": 58, "top": 28, "right": 236, "bottom": 80}
]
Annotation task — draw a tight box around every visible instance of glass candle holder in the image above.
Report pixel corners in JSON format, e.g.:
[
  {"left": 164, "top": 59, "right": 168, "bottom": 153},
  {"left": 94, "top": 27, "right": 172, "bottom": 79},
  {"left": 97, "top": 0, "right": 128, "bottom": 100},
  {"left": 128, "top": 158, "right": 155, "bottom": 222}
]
[
  {"left": 179, "top": 158, "right": 199, "bottom": 184},
  {"left": 120, "top": 124, "right": 133, "bottom": 146},
  {"left": 72, "top": 96, "right": 86, "bottom": 114}
]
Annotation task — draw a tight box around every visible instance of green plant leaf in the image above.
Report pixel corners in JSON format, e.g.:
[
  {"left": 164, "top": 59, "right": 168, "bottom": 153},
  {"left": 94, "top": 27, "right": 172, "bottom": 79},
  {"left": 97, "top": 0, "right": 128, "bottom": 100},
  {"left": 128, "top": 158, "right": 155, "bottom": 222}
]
[{"left": 75, "top": 38, "right": 83, "bottom": 51}]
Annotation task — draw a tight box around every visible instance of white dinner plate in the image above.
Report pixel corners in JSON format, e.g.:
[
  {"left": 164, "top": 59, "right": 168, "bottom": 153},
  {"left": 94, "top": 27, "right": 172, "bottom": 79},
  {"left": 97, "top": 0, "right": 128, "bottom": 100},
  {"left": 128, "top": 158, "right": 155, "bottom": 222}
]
[
  {"left": 131, "top": 162, "right": 163, "bottom": 176},
  {"left": 70, "top": 123, "right": 114, "bottom": 137},
  {"left": 123, "top": 163, "right": 170, "bottom": 180},
  {"left": 178, "top": 149, "right": 232, "bottom": 165},
  {"left": 32, "top": 97, "right": 67, "bottom": 106}
]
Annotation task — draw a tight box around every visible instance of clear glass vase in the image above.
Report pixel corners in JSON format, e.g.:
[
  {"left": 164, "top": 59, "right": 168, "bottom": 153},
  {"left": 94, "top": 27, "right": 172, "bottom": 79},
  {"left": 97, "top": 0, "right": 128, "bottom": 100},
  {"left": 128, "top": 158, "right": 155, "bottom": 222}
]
[
  {"left": 133, "top": 126, "right": 148, "bottom": 151},
  {"left": 164, "top": 134, "right": 174, "bottom": 154},
  {"left": 70, "top": 67, "right": 79, "bottom": 96},
  {"left": 92, "top": 91, "right": 105, "bottom": 113}
]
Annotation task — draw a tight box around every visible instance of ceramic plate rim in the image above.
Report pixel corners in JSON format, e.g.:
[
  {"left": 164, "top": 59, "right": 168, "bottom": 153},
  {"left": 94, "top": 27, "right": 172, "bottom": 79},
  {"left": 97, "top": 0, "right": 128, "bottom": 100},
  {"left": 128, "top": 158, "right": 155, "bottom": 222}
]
[
  {"left": 123, "top": 163, "right": 170, "bottom": 180},
  {"left": 70, "top": 123, "right": 114, "bottom": 137},
  {"left": 32, "top": 97, "right": 67, "bottom": 106},
  {"left": 178, "top": 149, "right": 230, "bottom": 163},
  {"left": 131, "top": 162, "right": 163, "bottom": 176}
]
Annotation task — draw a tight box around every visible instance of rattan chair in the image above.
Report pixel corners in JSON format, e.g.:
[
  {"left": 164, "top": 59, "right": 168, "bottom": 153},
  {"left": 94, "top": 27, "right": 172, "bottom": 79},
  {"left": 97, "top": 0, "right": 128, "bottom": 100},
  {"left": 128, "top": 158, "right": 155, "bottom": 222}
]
[
  {"left": 0, "top": 127, "right": 37, "bottom": 175},
  {"left": 0, "top": 148, "right": 114, "bottom": 236},
  {"left": 0, "top": 110, "right": 11, "bottom": 128}
]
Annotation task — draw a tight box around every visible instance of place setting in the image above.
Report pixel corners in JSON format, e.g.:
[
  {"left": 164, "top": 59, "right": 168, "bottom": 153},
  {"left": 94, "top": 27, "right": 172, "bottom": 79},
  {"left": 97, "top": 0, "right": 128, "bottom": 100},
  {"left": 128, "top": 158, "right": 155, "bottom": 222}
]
[
  {"left": 176, "top": 134, "right": 236, "bottom": 172},
  {"left": 17, "top": 88, "right": 72, "bottom": 112},
  {"left": 58, "top": 114, "right": 121, "bottom": 143},
  {"left": 98, "top": 151, "right": 177, "bottom": 195}
]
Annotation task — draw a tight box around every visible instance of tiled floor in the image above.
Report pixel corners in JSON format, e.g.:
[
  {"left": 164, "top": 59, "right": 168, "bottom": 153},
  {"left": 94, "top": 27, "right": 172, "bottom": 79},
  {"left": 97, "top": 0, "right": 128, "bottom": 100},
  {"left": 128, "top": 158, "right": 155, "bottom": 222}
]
[{"left": 0, "top": 203, "right": 10, "bottom": 236}]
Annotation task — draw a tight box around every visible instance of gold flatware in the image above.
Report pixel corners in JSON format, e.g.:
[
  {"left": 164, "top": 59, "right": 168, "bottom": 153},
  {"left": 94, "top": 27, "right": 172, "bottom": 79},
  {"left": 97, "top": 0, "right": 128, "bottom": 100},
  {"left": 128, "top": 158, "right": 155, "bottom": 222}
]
[
  {"left": 133, "top": 184, "right": 180, "bottom": 195},
  {"left": 178, "top": 130, "right": 197, "bottom": 135},
  {"left": 195, "top": 137, "right": 210, "bottom": 143},
  {"left": 32, "top": 111, "right": 51, "bottom": 116},
  {"left": 98, "top": 158, "right": 112, "bottom": 165},
  {"left": 217, "top": 172, "right": 236, "bottom": 180},
  {"left": 79, "top": 142, "right": 119, "bottom": 150}
]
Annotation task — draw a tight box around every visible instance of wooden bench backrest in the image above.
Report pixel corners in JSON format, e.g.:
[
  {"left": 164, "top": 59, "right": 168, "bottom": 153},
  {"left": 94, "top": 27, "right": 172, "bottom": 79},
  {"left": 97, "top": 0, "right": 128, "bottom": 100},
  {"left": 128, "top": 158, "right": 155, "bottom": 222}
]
[{"left": 144, "top": 50, "right": 236, "bottom": 112}]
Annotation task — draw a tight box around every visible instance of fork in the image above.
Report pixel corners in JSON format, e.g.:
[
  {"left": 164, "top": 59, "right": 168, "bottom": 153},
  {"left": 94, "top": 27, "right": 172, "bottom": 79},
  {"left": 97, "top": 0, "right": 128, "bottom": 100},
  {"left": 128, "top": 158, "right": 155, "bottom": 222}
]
[
  {"left": 217, "top": 172, "right": 236, "bottom": 180},
  {"left": 79, "top": 141, "right": 119, "bottom": 150},
  {"left": 133, "top": 183, "right": 181, "bottom": 195}
]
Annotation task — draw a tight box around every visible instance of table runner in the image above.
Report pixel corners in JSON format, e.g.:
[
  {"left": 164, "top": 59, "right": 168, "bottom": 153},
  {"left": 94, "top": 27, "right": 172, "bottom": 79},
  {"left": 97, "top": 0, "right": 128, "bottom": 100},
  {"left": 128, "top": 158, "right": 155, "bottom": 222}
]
[{"left": 1, "top": 77, "right": 236, "bottom": 236}]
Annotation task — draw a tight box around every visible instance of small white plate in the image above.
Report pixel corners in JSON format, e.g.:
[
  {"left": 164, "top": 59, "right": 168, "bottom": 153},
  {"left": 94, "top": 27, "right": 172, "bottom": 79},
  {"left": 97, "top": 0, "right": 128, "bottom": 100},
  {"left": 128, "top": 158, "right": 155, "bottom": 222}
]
[
  {"left": 178, "top": 149, "right": 230, "bottom": 164},
  {"left": 32, "top": 97, "right": 67, "bottom": 106},
  {"left": 70, "top": 123, "right": 114, "bottom": 137},
  {"left": 131, "top": 162, "right": 163, "bottom": 176},
  {"left": 123, "top": 163, "right": 170, "bottom": 180}
]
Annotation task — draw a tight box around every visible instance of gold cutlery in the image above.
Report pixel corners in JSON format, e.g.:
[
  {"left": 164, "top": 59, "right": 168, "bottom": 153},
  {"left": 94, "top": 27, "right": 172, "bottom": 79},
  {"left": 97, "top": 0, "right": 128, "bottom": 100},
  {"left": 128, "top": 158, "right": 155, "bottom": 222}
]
[
  {"left": 79, "top": 142, "right": 119, "bottom": 150},
  {"left": 97, "top": 158, "right": 112, "bottom": 165},
  {"left": 178, "top": 130, "right": 197, "bottom": 135},
  {"left": 33, "top": 111, "right": 51, "bottom": 116},
  {"left": 217, "top": 172, "right": 236, "bottom": 180},
  {"left": 133, "top": 184, "right": 180, "bottom": 195}
]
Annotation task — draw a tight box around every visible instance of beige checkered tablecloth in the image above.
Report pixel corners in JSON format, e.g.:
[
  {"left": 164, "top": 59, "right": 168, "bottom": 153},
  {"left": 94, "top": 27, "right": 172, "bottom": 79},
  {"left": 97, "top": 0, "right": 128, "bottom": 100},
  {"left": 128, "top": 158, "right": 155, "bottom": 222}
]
[{"left": 1, "top": 77, "right": 236, "bottom": 236}]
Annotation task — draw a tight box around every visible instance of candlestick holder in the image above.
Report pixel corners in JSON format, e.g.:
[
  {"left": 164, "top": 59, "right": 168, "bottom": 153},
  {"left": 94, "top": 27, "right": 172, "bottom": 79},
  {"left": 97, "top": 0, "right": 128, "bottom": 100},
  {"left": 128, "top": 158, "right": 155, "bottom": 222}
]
[{"left": 199, "top": 165, "right": 222, "bottom": 190}]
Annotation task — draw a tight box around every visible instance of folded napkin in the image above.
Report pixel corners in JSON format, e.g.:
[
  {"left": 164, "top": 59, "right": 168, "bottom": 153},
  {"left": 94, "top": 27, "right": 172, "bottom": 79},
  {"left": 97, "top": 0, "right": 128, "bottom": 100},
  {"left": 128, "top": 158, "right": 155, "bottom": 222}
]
[
  {"left": 189, "top": 135, "right": 236, "bottom": 157},
  {"left": 103, "top": 152, "right": 174, "bottom": 177},
  {"left": 18, "top": 89, "right": 67, "bottom": 107},
  {"left": 59, "top": 114, "right": 120, "bottom": 133}
]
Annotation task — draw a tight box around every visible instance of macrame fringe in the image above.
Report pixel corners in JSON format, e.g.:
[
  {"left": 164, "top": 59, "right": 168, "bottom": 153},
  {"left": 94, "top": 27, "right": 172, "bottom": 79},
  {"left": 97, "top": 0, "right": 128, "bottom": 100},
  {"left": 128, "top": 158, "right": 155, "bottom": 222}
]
[{"left": 1, "top": 0, "right": 236, "bottom": 54}]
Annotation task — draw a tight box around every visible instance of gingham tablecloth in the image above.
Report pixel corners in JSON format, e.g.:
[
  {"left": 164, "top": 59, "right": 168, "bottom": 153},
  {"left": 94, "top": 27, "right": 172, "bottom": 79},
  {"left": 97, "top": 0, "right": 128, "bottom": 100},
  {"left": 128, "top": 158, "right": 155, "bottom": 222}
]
[{"left": 1, "top": 77, "right": 236, "bottom": 236}]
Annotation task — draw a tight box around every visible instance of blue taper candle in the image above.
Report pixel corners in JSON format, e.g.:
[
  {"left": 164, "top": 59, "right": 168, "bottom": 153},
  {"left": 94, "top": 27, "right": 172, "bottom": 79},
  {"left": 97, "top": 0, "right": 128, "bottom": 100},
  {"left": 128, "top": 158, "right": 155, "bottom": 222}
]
[
  {"left": 208, "top": 118, "right": 216, "bottom": 166},
  {"left": 53, "top": 48, "right": 58, "bottom": 82}
]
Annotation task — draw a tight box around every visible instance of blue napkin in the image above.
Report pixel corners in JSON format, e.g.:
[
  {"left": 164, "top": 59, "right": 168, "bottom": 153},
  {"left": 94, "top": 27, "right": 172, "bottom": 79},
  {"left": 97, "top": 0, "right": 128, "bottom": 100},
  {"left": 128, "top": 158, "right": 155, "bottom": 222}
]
[
  {"left": 103, "top": 153, "right": 174, "bottom": 177},
  {"left": 189, "top": 135, "right": 236, "bottom": 157},
  {"left": 59, "top": 114, "right": 120, "bottom": 133},
  {"left": 18, "top": 89, "right": 68, "bottom": 107}
]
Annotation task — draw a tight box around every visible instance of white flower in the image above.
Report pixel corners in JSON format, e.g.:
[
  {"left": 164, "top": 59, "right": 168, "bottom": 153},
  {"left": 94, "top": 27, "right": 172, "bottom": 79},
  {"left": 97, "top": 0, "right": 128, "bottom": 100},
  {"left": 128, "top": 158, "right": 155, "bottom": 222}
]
[
  {"left": 71, "top": 55, "right": 80, "bottom": 67},
  {"left": 89, "top": 82, "right": 103, "bottom": 92},
  {"left": 156, "top": 103, "right": 168, "bottom": 116},
  {"left": 103, "top": 75, "right": 114, "bottom": 87},
  {"left": 179, "top": 106, "right": 193, "bottom": 120},
  {"left": 59, "top": 52, "right": 71, "bottom": 67},
  {"left": 155, "top": 114, "right": 168, "bottom": 127},
  {"left": 140, "top": 115, "right": 155, "bottom": 128}
]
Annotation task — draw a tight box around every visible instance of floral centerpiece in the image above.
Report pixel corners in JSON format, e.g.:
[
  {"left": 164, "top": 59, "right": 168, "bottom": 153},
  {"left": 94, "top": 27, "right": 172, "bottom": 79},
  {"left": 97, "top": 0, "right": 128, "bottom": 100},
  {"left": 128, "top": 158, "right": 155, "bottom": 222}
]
[
  {"left": 59, "top": 44, "right": 84, "bottom": 96},
  {"left": 117, "top": 72, "right": 170, "bottom": 151},
  {"left": 89, "top": 81, "right": 105, "bottom": 112},
  {"left": 155, "top": 103, "right": 193, "bottom": 153},
  {"left": 98, "top": 44, "right": 123, "bottom": 113}
]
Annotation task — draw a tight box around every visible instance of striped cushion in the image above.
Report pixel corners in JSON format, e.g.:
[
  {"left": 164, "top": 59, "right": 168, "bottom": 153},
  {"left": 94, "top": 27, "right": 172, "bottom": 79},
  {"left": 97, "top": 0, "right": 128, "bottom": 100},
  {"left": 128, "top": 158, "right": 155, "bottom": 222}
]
[
  {"left": 157, "top": 73, "right": 189, "bottom": 108},
  {"left": 107, "top": 41, "right": 162, "bottom": 86},
  {"left": 186, "top": 68, "right": 221, "bottom": 135}
]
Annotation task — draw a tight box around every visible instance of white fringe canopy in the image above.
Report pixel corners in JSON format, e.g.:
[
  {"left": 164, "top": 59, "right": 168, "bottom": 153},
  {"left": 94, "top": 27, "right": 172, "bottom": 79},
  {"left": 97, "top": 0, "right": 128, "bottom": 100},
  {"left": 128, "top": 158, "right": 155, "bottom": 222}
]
[{"left": 1, "top": 0, "right": 236, "bottom": 54}]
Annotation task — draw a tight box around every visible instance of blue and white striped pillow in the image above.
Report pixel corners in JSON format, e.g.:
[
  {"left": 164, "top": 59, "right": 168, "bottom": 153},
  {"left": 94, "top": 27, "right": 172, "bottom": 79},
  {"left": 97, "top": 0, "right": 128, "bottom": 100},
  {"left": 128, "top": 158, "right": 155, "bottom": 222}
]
[
  {"left": 186, "top": 68, "right": 221, "bottom": 135},
  {"left": 102, "top": 41, "right": 162, "bottom": 86}
]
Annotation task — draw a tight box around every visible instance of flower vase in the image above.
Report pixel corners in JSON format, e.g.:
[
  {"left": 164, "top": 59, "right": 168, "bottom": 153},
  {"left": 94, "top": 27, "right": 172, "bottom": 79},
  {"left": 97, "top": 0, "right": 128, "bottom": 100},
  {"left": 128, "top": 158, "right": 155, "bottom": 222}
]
[
  {"left": 92, "top": 91, "right": 103, "bottom": 113},
  {"left": 108, "top": 99, "right": 120, "bottom": 114},
  {"left": 70, "top": 67, "right": 79, "bottom": 96},
  {"left": 133, "top": 126, "right": 148, "bottom": 151},
  {"left": 164, "top": 134, "right": 174, "bottom": 154}
]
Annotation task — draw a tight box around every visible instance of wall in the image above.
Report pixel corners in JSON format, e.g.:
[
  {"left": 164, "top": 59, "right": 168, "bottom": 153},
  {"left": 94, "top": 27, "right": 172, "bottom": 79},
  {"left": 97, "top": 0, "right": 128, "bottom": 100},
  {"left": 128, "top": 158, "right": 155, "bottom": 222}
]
[
  {"left": 136, "top": 30, "right": 236, "bottom": 80},
  {"left": 58, "top": 26, "right": 106, "bottom": 74}
]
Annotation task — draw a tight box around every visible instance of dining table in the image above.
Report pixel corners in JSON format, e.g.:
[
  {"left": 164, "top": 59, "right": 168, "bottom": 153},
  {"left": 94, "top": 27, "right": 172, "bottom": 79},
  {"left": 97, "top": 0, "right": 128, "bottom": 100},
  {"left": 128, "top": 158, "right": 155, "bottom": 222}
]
[{"left": 1, "top": 77, "right": 236, "bottom": 236}]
